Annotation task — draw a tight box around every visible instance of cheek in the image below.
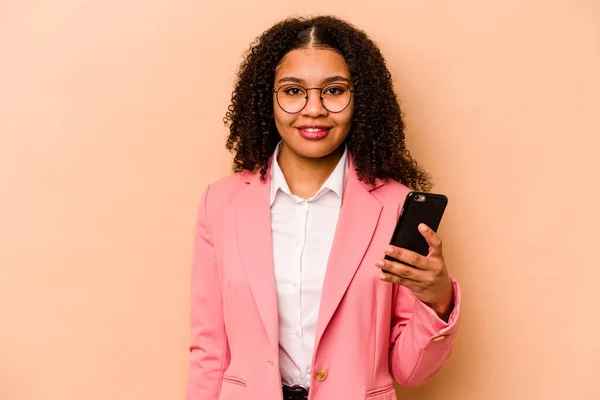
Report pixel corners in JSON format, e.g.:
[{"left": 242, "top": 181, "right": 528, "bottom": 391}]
[
  {"left": 334, "top": 108, "right": 354, "bottom": 132},
  {"left": 273, "top": 108, "right": 296, "bottom": 133}
]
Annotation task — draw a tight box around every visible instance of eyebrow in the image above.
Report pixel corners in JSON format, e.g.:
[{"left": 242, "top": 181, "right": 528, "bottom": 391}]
[{"left": 277, "top": 75, "right": 352, "bottom": 85}]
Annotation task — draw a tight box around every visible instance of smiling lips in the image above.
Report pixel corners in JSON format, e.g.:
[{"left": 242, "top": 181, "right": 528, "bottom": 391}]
[{"left": 297, "top": 125, "right": 331, "bottom": 140}]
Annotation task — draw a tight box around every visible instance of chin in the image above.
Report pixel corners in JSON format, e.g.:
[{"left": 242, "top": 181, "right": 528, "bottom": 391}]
[{"left": 289, "top": 138, "right": 345, "bottom": 159}]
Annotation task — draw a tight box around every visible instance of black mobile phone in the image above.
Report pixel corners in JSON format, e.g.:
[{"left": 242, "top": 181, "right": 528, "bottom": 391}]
[{"left": 385, "top": 191, "right": 448, "bottom": 264}]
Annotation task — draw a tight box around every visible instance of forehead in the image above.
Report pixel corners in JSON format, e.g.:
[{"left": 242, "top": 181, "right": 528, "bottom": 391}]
[{"left": 275, "top": 48, "right": 351, "bottom": 82}]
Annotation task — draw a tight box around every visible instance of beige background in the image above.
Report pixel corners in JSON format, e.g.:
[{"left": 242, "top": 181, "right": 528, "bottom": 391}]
[{"left": 1, "top": 0, "right": 599, "bottom": 399}]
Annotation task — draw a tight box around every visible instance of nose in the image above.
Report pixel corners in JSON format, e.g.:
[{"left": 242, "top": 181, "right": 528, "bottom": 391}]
[{"left": 301, "top": 88, "right": 327, "bottom": 117}]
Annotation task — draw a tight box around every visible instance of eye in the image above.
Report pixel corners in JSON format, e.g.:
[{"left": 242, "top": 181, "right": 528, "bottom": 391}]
[
  {"left": 324, "top": 86, "right": 347, "bottom": 96},
  {"left": 282, "top": 86, "right": 305, "bottom": 96}
]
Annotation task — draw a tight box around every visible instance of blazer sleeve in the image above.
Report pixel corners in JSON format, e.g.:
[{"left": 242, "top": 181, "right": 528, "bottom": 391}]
[
  {"left": 388, "top": 277, "right": 461, "bottom": 388},
  {"left": 186, "top": 184, "right": 229, "bottom": 399}
]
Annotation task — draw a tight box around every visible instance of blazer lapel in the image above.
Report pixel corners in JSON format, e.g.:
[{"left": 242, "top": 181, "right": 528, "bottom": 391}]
[
  {"left": 314, "top": 158, "right": 383, "bottom": 350},
  {"left": 235, "top": 170, "right": 279, "bottom": 354}
]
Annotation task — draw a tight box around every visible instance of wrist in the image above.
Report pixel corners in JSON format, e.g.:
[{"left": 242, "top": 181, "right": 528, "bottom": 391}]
[
  {"left": 431, "top": 284, "right": 454, "bottom": 322},
  {"left": 433, "top": 298, "right": 454, "bottom": 322}
]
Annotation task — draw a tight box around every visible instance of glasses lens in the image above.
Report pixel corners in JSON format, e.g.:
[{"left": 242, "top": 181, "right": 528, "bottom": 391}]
[
  {"left": 321, "top": 84, "right": 352, "bottom": 113},
  {"left": 277, "top": 85, "right": 307, "bottom": 113}
]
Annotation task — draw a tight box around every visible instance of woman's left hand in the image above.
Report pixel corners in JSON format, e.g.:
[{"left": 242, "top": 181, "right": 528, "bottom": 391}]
[{"left": 376, "top": 223, "right": 454, "bottom": 321}]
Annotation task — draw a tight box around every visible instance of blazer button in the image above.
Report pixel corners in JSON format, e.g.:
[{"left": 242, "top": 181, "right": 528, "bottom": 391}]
[{"left": 315, "top": 368, "right": 328, "bottom": 382}]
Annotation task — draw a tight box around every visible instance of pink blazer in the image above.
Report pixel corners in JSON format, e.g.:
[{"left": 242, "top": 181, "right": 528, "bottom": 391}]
[{"left": 186, "top": 155, "right": 461, "bottom": 400}]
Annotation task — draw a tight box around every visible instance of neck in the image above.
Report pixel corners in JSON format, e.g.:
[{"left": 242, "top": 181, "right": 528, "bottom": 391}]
[{"left": 277, "top": 144, "right": 344, "bottom": 199}]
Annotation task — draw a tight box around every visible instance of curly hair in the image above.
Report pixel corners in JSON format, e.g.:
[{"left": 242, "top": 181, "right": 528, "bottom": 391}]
[{"left": 224, "top": 15, "right": 432, "bottom": 191}]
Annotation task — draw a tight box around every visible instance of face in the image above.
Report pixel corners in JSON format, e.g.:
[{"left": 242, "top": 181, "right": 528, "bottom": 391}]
[{"left": 273, "top": 47, "right": 354, "bottom": 160}]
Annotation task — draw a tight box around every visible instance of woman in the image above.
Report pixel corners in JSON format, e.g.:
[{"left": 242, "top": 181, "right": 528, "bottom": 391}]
[{"left": 187, "top": 15, "right": 461, "bottom": 400}]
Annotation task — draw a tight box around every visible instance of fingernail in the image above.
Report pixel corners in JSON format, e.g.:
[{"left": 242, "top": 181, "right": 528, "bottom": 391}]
[
  {"left": 384, "top": 246, "right": 393, "bottom": 254},
  {"left": 379, "top": 274, "right": 387, "bottom": 280},
  {"left": 419, "top": 224, "right": 428, "bottom": 232},
  {"left": 376, "top": 260, "right": 384, "bottom": 267}
]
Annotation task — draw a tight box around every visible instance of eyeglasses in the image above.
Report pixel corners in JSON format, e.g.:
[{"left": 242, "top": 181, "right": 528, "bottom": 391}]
[{"left": 273, "top": 83, "right": 354, "bottom": 114}]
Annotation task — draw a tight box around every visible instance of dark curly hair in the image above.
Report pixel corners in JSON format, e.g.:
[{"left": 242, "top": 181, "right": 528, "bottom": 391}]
[{"left": 224, "top": 15, "right": 432, "bottom": 191}]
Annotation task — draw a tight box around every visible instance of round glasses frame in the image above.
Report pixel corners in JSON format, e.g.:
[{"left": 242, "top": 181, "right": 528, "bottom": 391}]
[{"left": 273, "top": 83, "right": 354, "bottom": 114}]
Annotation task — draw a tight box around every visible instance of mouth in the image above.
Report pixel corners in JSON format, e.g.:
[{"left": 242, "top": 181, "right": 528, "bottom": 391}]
[{"left": 296, "top": 125, "right": 332, "bottom": 140}]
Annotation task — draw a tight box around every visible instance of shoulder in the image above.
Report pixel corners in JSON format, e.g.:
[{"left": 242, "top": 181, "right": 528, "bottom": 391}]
[
  {"left": 372, "top": 178, "right": 412, "bottom": 204},
  {"left": 368, "top": 179, "right": 412, "bottom": 218},
  {"left": 200, "top": 170, "right": 257, "bottom": 215},
  {"left": 348, "top": 154, "right": 411, "bottom": 205},
  {"left": 205, "top": 170, "right": 253, "bottom": 197}
]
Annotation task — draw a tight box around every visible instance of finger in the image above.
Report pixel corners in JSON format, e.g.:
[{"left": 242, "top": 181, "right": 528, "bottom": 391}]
[
  {"left": 383, "top": 245, "right": 427, "bottom": 269},
  {"left": 379, "top": 271, "right": 420, "bottom": 290},
  {"left": 418, "top": 223, "right": 443, "bottom": 256},
  {"left": 376, "top": 258, "right": 428, "bottom": 282}
]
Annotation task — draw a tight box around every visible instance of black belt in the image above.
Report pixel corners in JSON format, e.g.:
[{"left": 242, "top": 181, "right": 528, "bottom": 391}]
[{"left": 282, "top": 384, "right": 309, "bottom": 400}]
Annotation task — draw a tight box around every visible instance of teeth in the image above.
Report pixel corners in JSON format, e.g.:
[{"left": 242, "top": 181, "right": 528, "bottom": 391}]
[{"left": 304, "top": 128, "right": 325, "bottom": 132}]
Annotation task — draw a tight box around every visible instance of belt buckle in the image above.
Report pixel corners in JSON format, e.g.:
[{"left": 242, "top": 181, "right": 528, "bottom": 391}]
[
  {"left": 285, "top": 384, "right": 309, "bottom": 399},
  {"left": 290, "top": 384, "right": 308, "bottom": 392}
]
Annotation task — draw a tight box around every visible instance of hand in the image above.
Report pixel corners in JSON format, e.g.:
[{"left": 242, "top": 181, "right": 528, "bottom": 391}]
[{"left": 376, "top": 223, "right": 454, "bottom": 321}]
